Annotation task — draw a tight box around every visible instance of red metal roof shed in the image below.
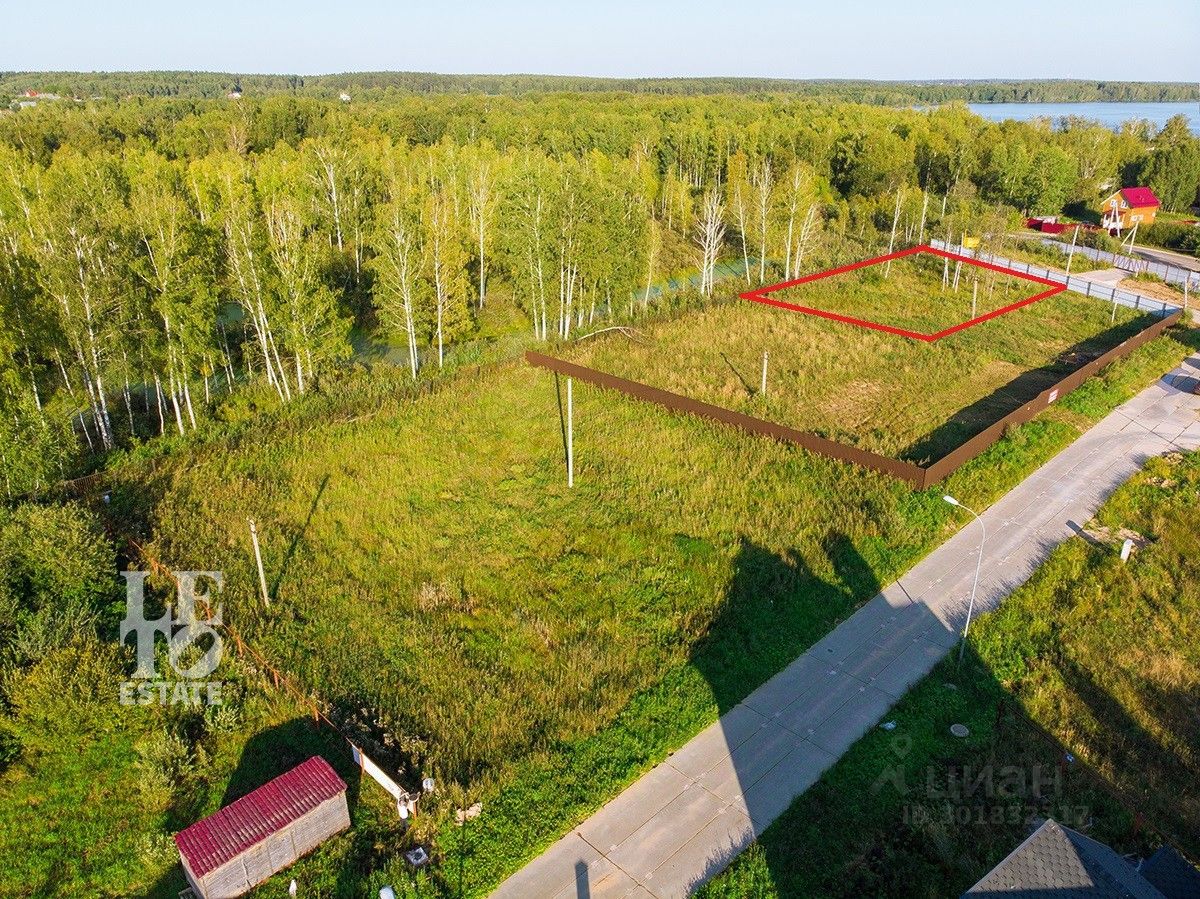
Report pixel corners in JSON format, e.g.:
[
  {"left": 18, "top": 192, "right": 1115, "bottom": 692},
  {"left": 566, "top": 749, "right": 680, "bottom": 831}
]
[
  {"left": 1120, "top": 187, "right": 1161, "bottom": 208},
  {"left": 176, "top": 755, "right": 348, "bottom": 879}
]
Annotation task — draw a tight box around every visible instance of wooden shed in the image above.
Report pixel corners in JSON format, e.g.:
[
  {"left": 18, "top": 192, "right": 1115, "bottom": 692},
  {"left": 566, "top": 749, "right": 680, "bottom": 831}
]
[{"left": 175, "top": 755, "right": 350, "bottom": 899}]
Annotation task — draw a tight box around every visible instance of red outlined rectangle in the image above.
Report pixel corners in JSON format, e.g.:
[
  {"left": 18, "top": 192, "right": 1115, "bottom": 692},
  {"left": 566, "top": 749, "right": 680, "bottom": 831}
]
[{"left": 740, "top": 244, "right": 1066, "bottom": 342}]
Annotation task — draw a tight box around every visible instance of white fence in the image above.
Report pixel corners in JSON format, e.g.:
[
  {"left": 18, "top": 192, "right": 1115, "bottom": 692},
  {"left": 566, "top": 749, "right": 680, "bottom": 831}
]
[
  {"left": 1032, "top": 237, "right": 1200, "bottom": 291},
  {"left": 930, "top": 239, "right": 1182, "bottom": 319}
]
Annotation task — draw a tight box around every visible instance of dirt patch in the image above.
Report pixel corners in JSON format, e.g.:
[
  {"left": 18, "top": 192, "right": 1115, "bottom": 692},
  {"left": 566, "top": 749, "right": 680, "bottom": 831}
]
[{"left": 1119, "top": 278, "right": 1185, "bottom": 306}]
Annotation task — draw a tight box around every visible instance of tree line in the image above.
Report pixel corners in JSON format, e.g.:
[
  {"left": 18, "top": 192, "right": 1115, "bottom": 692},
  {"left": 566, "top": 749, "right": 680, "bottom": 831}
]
[
  {"left": 4, "top": 71, "right": 1198, "bottom": 103},
  {"left": 1, "top": 93, "right": 1198, "bottom": 496}
]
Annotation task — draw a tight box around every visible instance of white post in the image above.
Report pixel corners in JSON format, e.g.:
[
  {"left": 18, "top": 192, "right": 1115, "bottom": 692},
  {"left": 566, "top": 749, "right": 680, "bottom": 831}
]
[
  {"left": 761, "top": 351, "right": 769, "bottom": 396},
  {"left": 566, "top": 378, "right": 574, "bottom": 489},
  {"left": 944, "top": 496, "right": 985, "bottom": 665},
  {"left": 248, "top": 518, "right": 271, "bottom": 608},
  {"left": 972, "top": 279, "right": 978, "bottom": 318},
  {"left": 1066, "top": 225, "right": 1079, "bottom": 275},
  {"left": 1111, "top": 286, "right": 1119, "bottom": 324}
]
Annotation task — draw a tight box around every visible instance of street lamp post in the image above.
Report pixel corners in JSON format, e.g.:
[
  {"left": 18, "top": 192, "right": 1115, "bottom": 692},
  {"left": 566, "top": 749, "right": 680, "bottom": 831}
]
[{"left": 943, "top": 495, "right": 986, "bottom": 664}]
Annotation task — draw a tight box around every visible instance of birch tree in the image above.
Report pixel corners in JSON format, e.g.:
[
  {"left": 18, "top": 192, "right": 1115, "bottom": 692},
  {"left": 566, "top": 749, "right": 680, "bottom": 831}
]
[
  {"left": 422, "top": 175, "right": 470, "bottom": 366},
  {"left": 371, "top": 153, "right": 427, "bottom": 379},
  {"left": 465, "top": 149, "right": 497, "bottom": 309},
  {"left": 695, "top": 186, "right": 726, "bottom": 297}
]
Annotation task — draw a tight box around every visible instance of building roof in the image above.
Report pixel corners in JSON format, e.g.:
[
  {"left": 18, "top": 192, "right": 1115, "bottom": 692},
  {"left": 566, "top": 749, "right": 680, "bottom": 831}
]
[
  {"left": 1141, "top": 845, "right": 1200, "bottom": 899},
  {"left": 964, "top": 819, "right": 1165, "bottom": 898},
  {"left": 1120, "top": 187, "right": 1161, "bottom": 209},
  {"left": 175, "top": 756, "right": 347, "bottom": 878}
]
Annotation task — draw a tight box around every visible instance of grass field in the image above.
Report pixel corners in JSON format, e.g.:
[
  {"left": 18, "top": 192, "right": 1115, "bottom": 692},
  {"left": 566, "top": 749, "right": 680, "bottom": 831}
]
[
  {"left": 752, "top": 249, "right": 1058, "bottom": 334},
  {"left": 101, "top": 291, "right": 1196, "bottom": 896},
  {"left": 700, "top": 449, "right": 1200, "bottom": 898},
  {"left": 567, "top": 261, "right": 1154, "bottom": 462}
]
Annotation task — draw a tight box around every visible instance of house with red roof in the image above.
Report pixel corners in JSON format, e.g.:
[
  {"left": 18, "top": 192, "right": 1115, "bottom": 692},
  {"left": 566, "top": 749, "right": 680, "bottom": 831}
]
[
  {"left": 175, "top": 755, "right": 350, "bottom": 898},
  {"left": 1099, "top": 187, "right": 1161, "bottom": 233}
]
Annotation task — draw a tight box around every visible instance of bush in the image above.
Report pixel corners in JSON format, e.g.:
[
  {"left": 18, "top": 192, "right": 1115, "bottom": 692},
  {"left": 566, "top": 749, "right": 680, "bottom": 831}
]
[
  {"left": 1142, "top": 221, "right": 1200, "bottom": 255},
  {"left": 1077, "top": 228, "right": 1121, "bottom": 253}
]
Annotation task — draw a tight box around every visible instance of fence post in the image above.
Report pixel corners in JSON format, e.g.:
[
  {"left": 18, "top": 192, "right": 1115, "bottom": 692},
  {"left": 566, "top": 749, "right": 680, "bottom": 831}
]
[{"left": 248, "top": 518, "right": 271, "bottom": 609}]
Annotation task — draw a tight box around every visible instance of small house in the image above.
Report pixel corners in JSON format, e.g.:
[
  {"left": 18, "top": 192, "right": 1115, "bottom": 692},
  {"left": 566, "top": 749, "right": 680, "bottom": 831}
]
[
  {"left": 1100, "top": 187, "right": 1161, "bottom": 234},
  {"left": 175, "top": 755, "right": 350, "bottom": 899},
  {"left": 964, "top": 818, "right": 1200, "bottom": 898}
]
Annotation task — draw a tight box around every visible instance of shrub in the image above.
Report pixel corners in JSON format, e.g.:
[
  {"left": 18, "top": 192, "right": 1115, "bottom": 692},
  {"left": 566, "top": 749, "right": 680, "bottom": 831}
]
[{"left": 1142, "top": 221, "right": 1200, "bottom": 255}]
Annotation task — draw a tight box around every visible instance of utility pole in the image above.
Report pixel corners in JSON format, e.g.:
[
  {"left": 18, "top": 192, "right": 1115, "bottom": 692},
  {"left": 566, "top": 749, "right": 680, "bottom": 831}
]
[
  {"left": 248, "top": 518, "right": 271, "bottom": 608},
  {"left": 1066, "top": 224, "right": 1079, "bottom": 275}
]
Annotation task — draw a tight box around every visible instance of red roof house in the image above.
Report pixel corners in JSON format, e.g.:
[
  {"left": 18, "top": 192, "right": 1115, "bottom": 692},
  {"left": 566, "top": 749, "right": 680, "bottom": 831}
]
[
  {"left": 1100, "top": 187, "right": 1161, "bottom": 233},
  {"left": 175, "top": 756, "right": 350, "bottom": 898}
]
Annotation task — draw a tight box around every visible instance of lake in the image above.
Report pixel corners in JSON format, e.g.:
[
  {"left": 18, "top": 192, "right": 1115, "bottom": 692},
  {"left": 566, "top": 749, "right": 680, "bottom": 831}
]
[{"left": 966, "top": 101, "right": 1199, "bottom": 133}]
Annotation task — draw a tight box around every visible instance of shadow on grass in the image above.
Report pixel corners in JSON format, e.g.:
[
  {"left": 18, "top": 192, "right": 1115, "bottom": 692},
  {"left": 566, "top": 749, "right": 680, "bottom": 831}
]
[
  {"left": 720, "top": 351, "right": 757, "bottom": 397},
  {"left": 146, "top": 716, "right": 370, "bottom": 899},
  {"left": 902, "top": 314, "right": 1161, "bottom": 465},
  {"left": 695, "top": 634, "right": 1200, "bottom": 898},
  {"left": 270, "top": 473, "right": 330, "bottom": 603}
]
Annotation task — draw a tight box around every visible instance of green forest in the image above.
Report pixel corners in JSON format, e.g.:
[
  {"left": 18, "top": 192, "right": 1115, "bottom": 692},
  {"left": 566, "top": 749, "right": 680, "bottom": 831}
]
[
  {"left": 1, "top": 92, "right": 1198, "bottom": 494},
  {"left": 1, "top": 84, "right": 1199, "bottom": 897},
  {"left": 4, "top": 71, "right": 1199, "bottom": 102}
]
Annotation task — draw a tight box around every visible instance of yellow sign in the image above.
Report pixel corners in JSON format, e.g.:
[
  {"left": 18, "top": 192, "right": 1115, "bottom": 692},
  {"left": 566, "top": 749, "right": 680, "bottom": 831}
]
[{"left": 961, "top": 236, "right": 980, "bottom": 249}]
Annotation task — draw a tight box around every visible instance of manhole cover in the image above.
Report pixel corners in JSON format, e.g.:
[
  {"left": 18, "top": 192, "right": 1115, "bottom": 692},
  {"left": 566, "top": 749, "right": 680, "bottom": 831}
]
[{"left": 950, "top": 723, "right": 970, "bottom": 738}]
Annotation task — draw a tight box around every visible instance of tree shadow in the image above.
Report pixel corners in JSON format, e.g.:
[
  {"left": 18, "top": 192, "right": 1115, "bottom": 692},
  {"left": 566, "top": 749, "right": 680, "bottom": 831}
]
[
  {"left": 688, "top": 534, "right": 879, "bottom": 716},
  {"left": 688, "top": 610, "right": 1200, "bottom": 899},
  {"left": 902, "top": 314, "right": 1160, "bottom": 465},
  {"left": 658, "top": 535, "right": 886, "bottom": 894}
]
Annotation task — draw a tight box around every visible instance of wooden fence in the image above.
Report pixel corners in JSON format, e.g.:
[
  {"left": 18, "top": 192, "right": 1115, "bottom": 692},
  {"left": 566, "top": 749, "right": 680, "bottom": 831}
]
[{"left": 526, "top": 307, "right": 1183, "bottom": 489}]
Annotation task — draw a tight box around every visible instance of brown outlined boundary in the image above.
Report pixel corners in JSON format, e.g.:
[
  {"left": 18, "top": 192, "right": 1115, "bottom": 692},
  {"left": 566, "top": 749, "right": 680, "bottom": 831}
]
[{"left": 526, "top": 308, "right": 1182, "bottom": 489}]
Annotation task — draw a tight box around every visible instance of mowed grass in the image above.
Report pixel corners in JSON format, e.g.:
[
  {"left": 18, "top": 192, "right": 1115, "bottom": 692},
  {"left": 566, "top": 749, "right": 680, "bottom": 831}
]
[
  {"left": 115, "top": 317, "right": 1197, "bottom": 896},
  {"left": 568, "top": 258, "right": 1152, "bottom": 462},
  {"left": 701, "top": 449, "right": 1200, "bottom": 899}
]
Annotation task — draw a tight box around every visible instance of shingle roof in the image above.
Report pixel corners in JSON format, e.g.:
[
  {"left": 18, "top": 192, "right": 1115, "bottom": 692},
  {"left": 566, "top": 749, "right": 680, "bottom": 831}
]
[
  {"left": 1141, "top": 845, "right": 1200, "bottom": 899},
  {"left": 1120, "top": 187, "right": 1161, "bottom": 209},
  {"left": 175, "top": 756, "right": 347, "bottom": 878},
  {"left": 964, "top": 819, "right": 1165, "bottom": 898}
]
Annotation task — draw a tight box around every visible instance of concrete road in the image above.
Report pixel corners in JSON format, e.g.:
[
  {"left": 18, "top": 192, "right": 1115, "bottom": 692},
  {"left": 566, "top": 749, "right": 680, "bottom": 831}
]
[
  {"left": 491, "top": 354, "right": 1200, "bottom": 899},
  {"left": 1132, "top": 242, "right": 1200, "bottom": 274}
]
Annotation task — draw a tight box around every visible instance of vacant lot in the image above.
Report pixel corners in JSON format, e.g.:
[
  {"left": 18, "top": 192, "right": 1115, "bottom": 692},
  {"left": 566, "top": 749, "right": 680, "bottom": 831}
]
[
  {"left": 568, "top": 262, "right": 1153, "bottom": 463},
  {"left": 753, "top": 249, "right": 1058, "bottom": 335},
  {"left": 113, "top": 309, "right": 1195, "bottom": 896}
]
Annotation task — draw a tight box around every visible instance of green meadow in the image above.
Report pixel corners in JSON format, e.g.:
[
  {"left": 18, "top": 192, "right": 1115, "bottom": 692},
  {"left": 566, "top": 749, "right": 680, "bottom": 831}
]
[
  {"left": 105, "top": 302, "right": 1197, "bottom": 895},
  {"left": 568, "top": 266, "right": 1153, "bottom": 461}
]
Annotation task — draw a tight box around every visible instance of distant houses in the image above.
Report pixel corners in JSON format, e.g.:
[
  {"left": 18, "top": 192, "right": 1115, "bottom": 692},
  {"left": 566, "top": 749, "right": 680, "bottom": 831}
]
[
  {"left": 1100, "top": 186, "right": 1161, "bottom": 234},
  {"left": 175, "top": 756, "right": 350, "bottom": 899}
]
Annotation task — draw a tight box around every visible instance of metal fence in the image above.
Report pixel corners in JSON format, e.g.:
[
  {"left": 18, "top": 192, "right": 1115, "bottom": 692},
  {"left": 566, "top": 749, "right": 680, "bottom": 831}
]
[
  {"left": 929, "top": 238, "right": 1183, "bottom": 316},
  {"left": 1029, "top": 237, "right": 1200, "bottom": 291},
  {"left": 527, "top": 306, "right": 1184, "bottom": 489},
  {"left": 525, "top": 351, "right": 927, "bottom": 485}
]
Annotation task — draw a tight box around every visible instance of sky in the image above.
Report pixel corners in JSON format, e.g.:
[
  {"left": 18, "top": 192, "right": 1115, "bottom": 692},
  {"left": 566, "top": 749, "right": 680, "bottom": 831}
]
[{"left": 4, "top": 0, "right": 1198, "bottom": 81}]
